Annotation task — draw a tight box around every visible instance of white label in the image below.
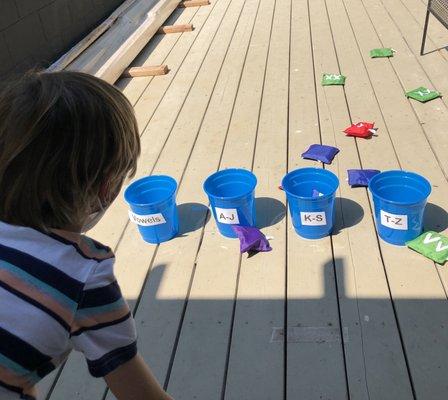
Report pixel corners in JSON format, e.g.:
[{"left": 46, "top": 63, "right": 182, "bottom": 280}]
[
  {"left": 300, "top": 211, "right": 327, "bottom": 226},
  {"left": 128, "top": 211, "right": 166, "bottom": 226},
  {"left": 380, "top": 210, "right": 408, "bottom": 230},
  {"left": 215, "top": 207, "right": 239, "bottom": 225}
]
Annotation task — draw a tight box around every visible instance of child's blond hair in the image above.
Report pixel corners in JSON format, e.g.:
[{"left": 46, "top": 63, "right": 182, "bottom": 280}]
[{"left": 0, "top": 71, "right": 140, "bottom": 230}]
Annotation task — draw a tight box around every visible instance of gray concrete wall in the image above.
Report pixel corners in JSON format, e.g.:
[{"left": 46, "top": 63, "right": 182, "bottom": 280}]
[{"left": 0, "top": 0, "right": 125, "bottom": 79}]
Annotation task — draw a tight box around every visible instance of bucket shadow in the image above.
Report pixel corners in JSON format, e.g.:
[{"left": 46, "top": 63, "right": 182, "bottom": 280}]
[
  {"left": 255, "top": 197, "right": 286, "bottom": 229},
  {"left": 333, "top": 197, "right": 364, "bottom": 234},
  {"left": 177, "top": 203, "right": 210, "bottom": 235},
  {"left": 424, "top": 203, "right": 448, "bottom": 232}
]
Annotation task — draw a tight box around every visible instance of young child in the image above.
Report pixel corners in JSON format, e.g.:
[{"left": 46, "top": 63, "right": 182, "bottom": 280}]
[{"left": 0, "top": 71, "right": 173, "bottom": 400}]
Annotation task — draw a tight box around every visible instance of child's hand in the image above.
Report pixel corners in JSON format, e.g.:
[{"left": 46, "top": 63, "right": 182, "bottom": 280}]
[{"left": 105, "top": 354, "right": 173, "bottom": 400}]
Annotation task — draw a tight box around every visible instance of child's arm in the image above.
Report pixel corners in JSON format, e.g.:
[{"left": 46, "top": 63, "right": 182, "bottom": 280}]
[{"left": 105, "top": 354, "right": 173, "bottom": 400}]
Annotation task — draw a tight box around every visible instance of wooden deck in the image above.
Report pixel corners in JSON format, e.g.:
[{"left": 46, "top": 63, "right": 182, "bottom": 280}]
[{"left": 42, "top": 0, "right": 448, "bottom": 398}]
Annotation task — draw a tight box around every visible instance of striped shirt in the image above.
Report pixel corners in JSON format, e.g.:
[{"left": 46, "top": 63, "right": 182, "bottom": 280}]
[{"left": 0, "top": 221, "right": 137, "bottom": 399}]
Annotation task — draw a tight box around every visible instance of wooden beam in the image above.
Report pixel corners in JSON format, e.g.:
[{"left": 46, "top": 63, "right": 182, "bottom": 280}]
[
  {"left": 65, "top": 0, "right": 180, "bottom": 84},
  {"left": 47, "top": 0, "right": 138, "bottom": 72},
  {"left": 121, "top": 65, "right": 169, "bottom": 78},
  {"left": 178, "top": 0, "right": 210, "bottom": 8},
  {"left": 158, "top": 23, "right": 194, "bottom": 34}
]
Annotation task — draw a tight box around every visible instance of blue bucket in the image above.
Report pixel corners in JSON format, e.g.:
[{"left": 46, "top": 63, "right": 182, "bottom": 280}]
[
  {"left": 368, "top": 170, "right": 431, "bottom": 246},
  {"left": 282, "top": 168, "right": 339, "bottom": 239},
  {"left": 124, "top": 175, "right": 179, "bottom": 244},
  {"left": 203, "top": 169, "right": 257, "bottom": 238}
]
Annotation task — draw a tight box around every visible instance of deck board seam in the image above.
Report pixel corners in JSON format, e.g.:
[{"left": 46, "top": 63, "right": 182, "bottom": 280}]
[
  {"left": 307, "top": 0, "right": 324, "bottom": 147},
  {"left": 220, "top": 255, "right": 243, "bottom": 400},
  {"left": 283, "top": 0, "right": 293, "bottom": 398},
  {"left": 43, "top": 363, "right": 66, "bottom": 400},
  {"left": 329, "top": 242, "right": 354, "bottom": 400}
]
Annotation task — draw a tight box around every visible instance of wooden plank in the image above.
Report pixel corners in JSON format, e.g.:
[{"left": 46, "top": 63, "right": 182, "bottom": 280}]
[
  {"left": 178, "top": 0, "right": 210, "bottom": 8},
  {"left": 158, "top": 23, "right": 194, "bottom": 33},
  {"left": 46, "top": 1, "right": 226, "bottom": 399},
  {"left": 342, "top": 0, "right": 448, "bottom": 397},
  {"left": 223, "top": 0, "right": 289, "bottom": 398},
  {"left": 122, "top": 65, "right": 169, "bottom": 77},
  {"left": 286, "top": 0, "right": 348, "bottom": 398},
  {"left": 311, "top": 0, "right": 416, "bottom": 398},
  {"left": 47, "top": 0, "right": 138, "bottom": 72},
  {"left": 67, "top": 0, "right": 181, "bottom": 84},
  {"left": 116, "top": 7, "right": 199, "bottom": 106},
  {"left": 163, "top": 0, "right": 273, "bottom": 398}
]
